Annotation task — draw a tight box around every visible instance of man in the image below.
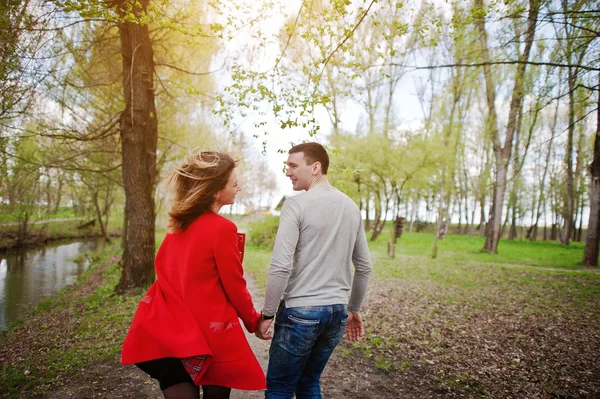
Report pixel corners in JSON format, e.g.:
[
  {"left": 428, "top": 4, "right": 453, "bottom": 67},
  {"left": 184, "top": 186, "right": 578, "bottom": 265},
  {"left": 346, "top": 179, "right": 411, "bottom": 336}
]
[{"left": 256, "top": 142, "right": 372, "bottom": 399}]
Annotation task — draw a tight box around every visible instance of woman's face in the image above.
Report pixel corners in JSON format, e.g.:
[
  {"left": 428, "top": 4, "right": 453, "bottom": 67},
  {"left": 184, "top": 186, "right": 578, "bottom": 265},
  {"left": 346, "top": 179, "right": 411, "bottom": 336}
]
[{"left": 215, "top": 168, "right": 241, "bottom": 208}]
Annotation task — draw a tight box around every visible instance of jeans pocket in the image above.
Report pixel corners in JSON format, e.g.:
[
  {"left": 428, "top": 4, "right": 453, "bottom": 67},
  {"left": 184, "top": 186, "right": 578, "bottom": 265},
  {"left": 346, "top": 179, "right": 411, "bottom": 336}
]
[
  {"left": 282, "top": 314, "right": 320, "bottom": 356},
  {"left": 326, "top": 314, "right": 348, "bottom": 348}
]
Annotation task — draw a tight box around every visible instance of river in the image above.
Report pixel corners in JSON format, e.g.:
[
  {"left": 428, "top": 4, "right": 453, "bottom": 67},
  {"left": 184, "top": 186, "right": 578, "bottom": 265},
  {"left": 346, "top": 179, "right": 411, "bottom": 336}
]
[{"left": 0, "top": 238, "right": 106, "bottom": 331}]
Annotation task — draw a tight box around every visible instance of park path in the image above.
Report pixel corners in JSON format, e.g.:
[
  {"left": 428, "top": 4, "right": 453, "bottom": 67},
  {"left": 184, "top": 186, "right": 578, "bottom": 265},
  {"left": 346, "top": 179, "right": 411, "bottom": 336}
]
[{"left": 231, "top": 274, "right": 271, "bottom": 399}]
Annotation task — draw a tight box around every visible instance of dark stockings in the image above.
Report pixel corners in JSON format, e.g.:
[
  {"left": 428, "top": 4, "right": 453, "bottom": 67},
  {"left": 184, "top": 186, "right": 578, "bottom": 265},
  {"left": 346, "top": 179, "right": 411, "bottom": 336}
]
[
  {"left": 162, "top": 383, "right": 231, "bottom": 399},
  {"left": 162, "top": 382, "right": 199, "bottom": 399},
  {"left": 202, "top": 385, "right": 231, "bottom": 399}
]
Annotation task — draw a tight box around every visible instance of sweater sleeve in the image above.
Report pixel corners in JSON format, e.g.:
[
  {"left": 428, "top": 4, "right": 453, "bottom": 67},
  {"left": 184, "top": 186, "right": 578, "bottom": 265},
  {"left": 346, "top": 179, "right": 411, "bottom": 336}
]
[
  {"left": 214, "top": 221, "right": 261, "bottom": 333},
  {"left": 348, "top": 220, "right": 373, "bottom": 313},
  {"left": 262, "top": 199, "right": 301, "bottom": 316}
]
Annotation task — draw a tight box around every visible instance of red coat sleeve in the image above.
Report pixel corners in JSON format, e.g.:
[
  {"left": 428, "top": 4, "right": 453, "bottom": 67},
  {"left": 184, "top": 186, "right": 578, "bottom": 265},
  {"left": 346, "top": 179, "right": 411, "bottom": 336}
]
[{"left": 213, "top": 221, "right": 261, "bottom": 333}]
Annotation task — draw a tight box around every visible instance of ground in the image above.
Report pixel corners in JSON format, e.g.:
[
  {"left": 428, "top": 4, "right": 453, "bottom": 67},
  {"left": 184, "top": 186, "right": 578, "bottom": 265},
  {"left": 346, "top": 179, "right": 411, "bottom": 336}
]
[{"left": 2, "top": 236, "right": 600, "bottom": 398}]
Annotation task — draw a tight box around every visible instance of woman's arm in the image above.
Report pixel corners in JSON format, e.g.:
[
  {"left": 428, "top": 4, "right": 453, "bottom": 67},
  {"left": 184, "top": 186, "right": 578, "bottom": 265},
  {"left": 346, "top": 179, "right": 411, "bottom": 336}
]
[{"left": 213, "top": 221, "right": 261, "bottom": 333}]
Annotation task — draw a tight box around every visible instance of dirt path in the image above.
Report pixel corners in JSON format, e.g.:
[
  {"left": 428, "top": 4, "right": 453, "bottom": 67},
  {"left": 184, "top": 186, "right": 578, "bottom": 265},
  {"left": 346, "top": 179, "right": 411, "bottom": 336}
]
[{"left": 231, "top": 276, "right": 270, "bottom": 399}]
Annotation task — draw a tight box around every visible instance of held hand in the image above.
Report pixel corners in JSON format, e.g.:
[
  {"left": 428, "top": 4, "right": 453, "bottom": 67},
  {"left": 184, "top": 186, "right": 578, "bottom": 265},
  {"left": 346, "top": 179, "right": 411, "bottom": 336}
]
[
  {"left": 345, "top": 311, "right": 365, "bottom": 342},
  {"left": 255, "top": 318, "right": 273, "bottom": 340}
]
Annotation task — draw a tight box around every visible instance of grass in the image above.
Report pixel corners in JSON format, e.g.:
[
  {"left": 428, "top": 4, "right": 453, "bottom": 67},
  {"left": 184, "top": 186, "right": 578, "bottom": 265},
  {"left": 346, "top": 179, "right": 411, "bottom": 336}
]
[
  {"left": 243, "top": 245, "right": 273, "bottom": 288},
  {"left": 0, "top": 219, "right": 120, "bottom": 251},
  {"left": 387, "top": 232, "right": 586, "bottom": 269},
  {"left": 0, "top": 205, "right": 78, "bottom": 223}
]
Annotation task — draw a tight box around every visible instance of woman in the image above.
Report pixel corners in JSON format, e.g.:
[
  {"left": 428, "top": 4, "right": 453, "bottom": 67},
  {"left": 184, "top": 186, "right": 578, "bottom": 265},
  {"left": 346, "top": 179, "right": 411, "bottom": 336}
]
[{"left": 122, "top": 151, "right": 265, "bottom": 399}]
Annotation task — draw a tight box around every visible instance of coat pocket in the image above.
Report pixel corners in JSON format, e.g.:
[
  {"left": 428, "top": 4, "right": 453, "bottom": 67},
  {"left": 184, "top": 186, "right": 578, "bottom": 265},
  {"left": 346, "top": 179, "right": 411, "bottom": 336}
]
[{"left": 208, "top": 321, "right": 245, "bottom": 363}]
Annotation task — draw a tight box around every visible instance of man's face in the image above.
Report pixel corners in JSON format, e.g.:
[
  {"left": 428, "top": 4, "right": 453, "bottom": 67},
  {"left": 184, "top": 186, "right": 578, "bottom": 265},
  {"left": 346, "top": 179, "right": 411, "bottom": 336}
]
[{"left": 285, "top": 152, "right": 314, "bottom": 191}]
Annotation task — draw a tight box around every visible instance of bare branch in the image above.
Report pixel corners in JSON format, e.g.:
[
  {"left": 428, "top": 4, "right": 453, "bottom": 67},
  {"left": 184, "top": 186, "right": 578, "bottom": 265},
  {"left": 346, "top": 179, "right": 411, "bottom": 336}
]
[
  {"left": 154, "top": 62, "right": 225, "bottom": 76},
  {"left": 394, "top": 60, "right": 600, "bottom": 73}
]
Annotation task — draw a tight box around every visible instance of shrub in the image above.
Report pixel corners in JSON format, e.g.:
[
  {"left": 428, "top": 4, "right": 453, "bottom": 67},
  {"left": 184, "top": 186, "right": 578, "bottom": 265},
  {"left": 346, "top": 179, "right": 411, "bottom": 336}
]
[{"left": 248, "top": 216, "right": 280, "bottom": 249}]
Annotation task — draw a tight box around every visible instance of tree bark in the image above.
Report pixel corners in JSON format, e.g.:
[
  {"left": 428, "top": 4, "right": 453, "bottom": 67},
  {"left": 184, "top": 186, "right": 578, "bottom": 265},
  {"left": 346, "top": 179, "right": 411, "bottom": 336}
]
[
  {"left": 582, "top": 73, "right": 600, "bottom": 266},
  {"left": 115, "top": 0, "right": 158, "bottom": 291}
]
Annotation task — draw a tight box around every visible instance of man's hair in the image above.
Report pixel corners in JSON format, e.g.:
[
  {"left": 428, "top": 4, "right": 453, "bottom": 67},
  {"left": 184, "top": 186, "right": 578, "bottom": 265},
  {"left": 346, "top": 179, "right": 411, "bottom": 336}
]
[
  {"left": 289, "top": 142, "right": 329, "bottom": 175},
  {"left": 165, "top": 151, "right": 236, "bottom": 232}
]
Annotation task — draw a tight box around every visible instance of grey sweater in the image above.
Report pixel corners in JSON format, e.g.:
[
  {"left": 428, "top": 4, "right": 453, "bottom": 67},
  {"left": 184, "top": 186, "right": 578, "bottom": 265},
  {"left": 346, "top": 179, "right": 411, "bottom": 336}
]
[{"left": 263, "top": 185, "right": 373, "bottom": 316}]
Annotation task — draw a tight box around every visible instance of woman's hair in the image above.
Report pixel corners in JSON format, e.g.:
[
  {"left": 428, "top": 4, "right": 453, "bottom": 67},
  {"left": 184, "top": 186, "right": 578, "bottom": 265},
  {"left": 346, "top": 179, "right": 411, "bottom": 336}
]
[{"left": 166, "top": 151, "right": 236, "bottom": 232}]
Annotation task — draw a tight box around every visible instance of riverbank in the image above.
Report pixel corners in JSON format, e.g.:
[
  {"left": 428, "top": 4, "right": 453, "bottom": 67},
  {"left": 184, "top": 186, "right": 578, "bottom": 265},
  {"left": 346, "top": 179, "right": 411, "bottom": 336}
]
[{"left": 0, "top": 220, "right": 120, "bottom": 251}]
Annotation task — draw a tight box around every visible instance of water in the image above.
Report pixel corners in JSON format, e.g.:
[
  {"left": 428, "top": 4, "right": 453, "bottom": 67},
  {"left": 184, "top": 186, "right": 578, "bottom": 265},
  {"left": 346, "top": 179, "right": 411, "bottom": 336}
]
[{"left": 0, "top": 238, "right": 106, "bottom": 331}]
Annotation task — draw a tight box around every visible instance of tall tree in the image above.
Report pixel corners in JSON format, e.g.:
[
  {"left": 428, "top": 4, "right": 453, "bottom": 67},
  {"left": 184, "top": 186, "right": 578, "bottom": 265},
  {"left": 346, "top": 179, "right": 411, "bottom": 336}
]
[
  {"left": 113, "top": 0, "right": 158, "bottom": 290},
  {"left": 582, "top": 74, "right": 600, "bottom": 266},
  {"left": 476, "top": 0, "right": 541, "bottom": 253}
]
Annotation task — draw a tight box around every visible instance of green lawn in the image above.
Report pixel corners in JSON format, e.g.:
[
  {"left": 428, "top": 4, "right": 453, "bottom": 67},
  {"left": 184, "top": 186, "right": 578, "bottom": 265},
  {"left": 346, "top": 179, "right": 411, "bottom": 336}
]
[
  {"left": 386, "top": 232, "right": 587, "bottom": 269},
  {"left": 0, "top": 205, "right": 78, "bottom": 223}
]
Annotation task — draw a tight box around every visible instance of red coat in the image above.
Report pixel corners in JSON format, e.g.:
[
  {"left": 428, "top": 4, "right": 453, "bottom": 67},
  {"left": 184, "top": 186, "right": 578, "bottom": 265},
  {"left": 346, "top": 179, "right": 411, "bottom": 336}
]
[{"left": 121, "top": 212, "right": 265, "bottom": 390}]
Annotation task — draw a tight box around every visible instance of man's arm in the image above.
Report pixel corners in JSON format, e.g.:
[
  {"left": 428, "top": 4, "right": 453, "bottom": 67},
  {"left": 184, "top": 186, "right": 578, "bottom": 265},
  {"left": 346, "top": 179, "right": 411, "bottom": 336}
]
[
  {"left": 261, "top": 200, "right": 301, "bottom": 317},
  {"left": 345, "top": 220, "right": 372, "bottom": 341},
  {"left": 348, "top": 221, "right": 372, "bottom": 313}
]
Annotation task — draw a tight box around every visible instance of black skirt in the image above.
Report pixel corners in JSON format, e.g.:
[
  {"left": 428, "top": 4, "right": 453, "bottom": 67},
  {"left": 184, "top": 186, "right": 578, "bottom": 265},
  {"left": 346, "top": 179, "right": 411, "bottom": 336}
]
[{"left": 136, "top": 357, "right": 193, "bottom": 391}]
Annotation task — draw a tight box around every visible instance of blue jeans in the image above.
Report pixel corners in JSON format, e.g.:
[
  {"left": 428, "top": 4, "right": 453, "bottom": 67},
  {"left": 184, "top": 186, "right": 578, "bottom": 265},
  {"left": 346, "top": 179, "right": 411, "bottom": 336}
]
[{"left": 265, "top": 302, "right": 348, "bottom": 399}]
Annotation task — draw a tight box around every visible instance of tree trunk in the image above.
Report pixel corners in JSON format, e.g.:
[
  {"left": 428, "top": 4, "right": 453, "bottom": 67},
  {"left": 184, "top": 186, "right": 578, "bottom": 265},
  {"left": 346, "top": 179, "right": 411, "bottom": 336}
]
[
  {"left": 483, "top": 165, "right": 507, "bottom": 253},
  {"left": 53, "top": 174, "right": 63, "bottom": 214},
  {"left": 457, "top": 200, "right": 462, "bottom": 235},
  {"left": 371, "top": 192, "right": 390, "bottom": 242},
  {"left": 370, "top": 191, "right": 382, "bottom": 241},
  {"left": 577, "top": 195, "right": 584, "bottom": 242},
  {"left": 92, "top": 191, "right": 110, "bottom": 243},
  {"left": 561, "top": 69, "right": 576, "bottom": 246},
  {"left": 478, "top": 0, "right": 540, "bottom": 253},
  {"left": 551, "top": 223, "right": 558, "bottom": 241},
  {"left": 115, "top": 0, "right": 158, "bottom": 291},
  {"left": 478, "top": 196, "right": 486, "bottom": 237},
  {"left": 408, "top": 190, "right": 419, "bottom": 233},
  {"left": 582, "top": 74, "right": 600, "bottom": 266},
  {"left": 45, "top": 171, "right": 52, "bottom": 215},
  {"left": 532, "top": 99, "right": 559, "bottom": 241},
  {"left": 365, "top": 195, "right": 371, "bottom": 232},
  {"left": 500, "top": 201, "right": 510, "bottom": 239}
]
